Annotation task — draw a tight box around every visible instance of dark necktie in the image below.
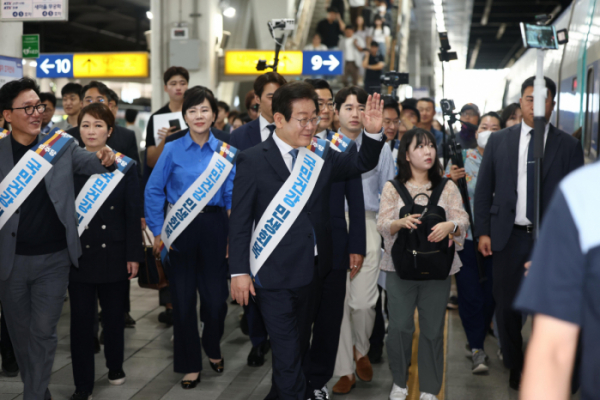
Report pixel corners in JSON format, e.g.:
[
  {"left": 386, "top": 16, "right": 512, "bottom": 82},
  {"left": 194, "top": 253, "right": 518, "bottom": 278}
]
[
  {"left": 267, "top": 124, "right": 276, "bottom": 138},
  {"left": 289, "top": 148, "right": 299, "bottom": 170},
  {"left": 526, "top": 129, "right": 534, "bottom": 223}
]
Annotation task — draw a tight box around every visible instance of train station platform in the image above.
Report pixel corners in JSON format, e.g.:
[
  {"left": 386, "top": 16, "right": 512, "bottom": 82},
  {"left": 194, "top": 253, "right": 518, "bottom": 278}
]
[{"left": 0, "top": 281, "right": 581, "bottom": 400}]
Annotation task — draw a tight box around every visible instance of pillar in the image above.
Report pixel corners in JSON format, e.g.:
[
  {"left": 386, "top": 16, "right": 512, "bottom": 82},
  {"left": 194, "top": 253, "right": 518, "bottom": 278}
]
[{"left": 0, "top": 22, "right": 24, "bottom": 58}]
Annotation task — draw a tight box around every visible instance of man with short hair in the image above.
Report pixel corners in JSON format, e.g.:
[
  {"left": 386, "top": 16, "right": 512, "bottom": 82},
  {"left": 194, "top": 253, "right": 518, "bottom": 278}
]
[
  {"left": 363, "top": 42, "right": 385, "bottom": 95},
  {"left": 316, "top": 7, "right": 346, "bottom": 49},
  {"left": 230, "top": 72, "right": 288, "bottom": 368},
  {"left": 304, "top": 78, "right": 366, "bottom": 399},
  {"left": 215, "top": 101, "right": 231, "bottom": 133},
  {"left": 229, "top": 81, "right": 385, "bottom": 400},
  {"left": 340, "top": 26, "right": 363, "bottom": 87},
  {"left": 416, "top": 97, "right": 443, "bottom": 152},
  {"left": 39, "top": 92, "right": 56, "bottom": 134},
  {"left": 331, "top": 86, "right": 395, "bottom": 395},
  {"left": 55, "top": 83, "right": 82, "bottom": 131},
  {"left": 475, "top": 76, "right": 584, "bottom": 390},
  {"left": 145, "top": 66, "right": 190, "bottom": 169},
  {"left": 0, "top": 78, "right": 116, "bottom": 400}
]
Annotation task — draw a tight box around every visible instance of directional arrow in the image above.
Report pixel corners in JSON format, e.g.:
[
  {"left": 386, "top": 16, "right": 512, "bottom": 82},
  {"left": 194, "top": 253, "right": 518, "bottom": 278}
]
[
  {"left": 322, "top": 54, "right": 340, "bottom": 71},
  {"left": 40, "top": 58, "right": 55, "bottom": 74}
]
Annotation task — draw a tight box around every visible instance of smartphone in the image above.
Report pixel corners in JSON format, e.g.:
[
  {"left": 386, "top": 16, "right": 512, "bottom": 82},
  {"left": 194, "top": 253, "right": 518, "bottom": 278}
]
[
  {"left": 520, "top": 23, "right": 558, "bottom": 50},
  {"left": 169, "top": 119, "right": 181, "bottom": 132}
]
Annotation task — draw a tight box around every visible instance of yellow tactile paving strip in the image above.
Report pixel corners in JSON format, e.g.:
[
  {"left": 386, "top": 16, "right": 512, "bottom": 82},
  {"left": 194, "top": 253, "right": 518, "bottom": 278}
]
[{"left": 407, "top": 311, "right": 449, "bottom": 400}]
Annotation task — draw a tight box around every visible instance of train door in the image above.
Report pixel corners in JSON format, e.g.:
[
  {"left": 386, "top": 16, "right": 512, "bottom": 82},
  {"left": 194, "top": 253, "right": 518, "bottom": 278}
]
[{"left": 584, "top": 67, "right": 597, "bottom": 163}]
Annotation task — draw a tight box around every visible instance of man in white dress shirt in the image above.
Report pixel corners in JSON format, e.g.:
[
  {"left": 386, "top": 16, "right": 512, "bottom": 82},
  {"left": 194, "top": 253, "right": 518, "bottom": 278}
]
[{"left": 474, "top": 76, "right": 583, "bottom": 391}]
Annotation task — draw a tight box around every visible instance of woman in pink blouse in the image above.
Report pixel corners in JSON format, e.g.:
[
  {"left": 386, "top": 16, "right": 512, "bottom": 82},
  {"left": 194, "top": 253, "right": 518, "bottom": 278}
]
[{"left": 377, "top": 128, "right": 469, "bottom": 400}]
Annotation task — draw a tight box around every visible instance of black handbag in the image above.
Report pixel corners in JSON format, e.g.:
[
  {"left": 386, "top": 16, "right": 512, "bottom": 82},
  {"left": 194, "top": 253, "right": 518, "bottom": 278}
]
[
  {"left": 137, "top": 228, "right": 168, "bottom": 290},
  {"left": 389, "top": 179, "right": 455, "bottom": 281}
]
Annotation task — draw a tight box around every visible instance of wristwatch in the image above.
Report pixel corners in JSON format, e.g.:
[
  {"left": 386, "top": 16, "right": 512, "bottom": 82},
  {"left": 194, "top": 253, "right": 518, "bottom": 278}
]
[{"left": 451, "top": 221, "right": 458, "bottom": 233}]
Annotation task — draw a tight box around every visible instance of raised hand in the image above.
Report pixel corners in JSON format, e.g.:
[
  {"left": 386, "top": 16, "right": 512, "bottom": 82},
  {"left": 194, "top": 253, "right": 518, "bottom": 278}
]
[{"left": 361, "top": 92, "right": 384, "bottom": 134}]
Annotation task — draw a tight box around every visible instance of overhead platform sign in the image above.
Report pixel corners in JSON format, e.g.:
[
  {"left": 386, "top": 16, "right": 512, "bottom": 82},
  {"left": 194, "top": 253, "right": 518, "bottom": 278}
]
[
  {"left": 1, "top": 0, "right": 68, "bottom": 21},
  {"left": 36, "top": 53, "right": 148, "bottom": 79},
  {"left": 224, "top": 50, "right": 343, "bottom": 76}
]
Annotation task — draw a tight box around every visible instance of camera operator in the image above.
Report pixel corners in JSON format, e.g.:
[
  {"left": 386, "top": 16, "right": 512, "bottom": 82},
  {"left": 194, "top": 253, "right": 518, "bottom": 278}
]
[
  {"left": 446, "top": 112, "right": 502, "bottom": 375},
  {"left": 363, "top": 42, "right": 385, "bottom": 95},
  {"left": 456, "top": 103, "right": 480, "bottom": 150}
]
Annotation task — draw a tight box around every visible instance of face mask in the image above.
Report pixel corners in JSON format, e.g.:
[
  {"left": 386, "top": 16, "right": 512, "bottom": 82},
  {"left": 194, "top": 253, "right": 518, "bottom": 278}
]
[{"left": 477, "top": 130, "right": 492, "bottom": 149}]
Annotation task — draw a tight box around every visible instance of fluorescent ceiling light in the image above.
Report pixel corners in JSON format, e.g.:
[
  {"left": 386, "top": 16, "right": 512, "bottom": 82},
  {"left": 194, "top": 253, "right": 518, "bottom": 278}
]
[
  {"left": 29, "top": 61, "right": 37, "bottom": 67},
  {"left": 433, "top": 0, "right": 443, "bottom": 5},
  {"left": 146, "top": 11, "right": 153, "bottom": 20},
  {"left": 223, "top": 7, "right": 236, "bottom": 18}
]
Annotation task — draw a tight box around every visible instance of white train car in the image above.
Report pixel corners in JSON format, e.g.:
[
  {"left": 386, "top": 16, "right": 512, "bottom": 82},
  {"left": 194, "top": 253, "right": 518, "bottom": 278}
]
[{"left": 505, "top": 0, "right": 600, "bottom": 162}]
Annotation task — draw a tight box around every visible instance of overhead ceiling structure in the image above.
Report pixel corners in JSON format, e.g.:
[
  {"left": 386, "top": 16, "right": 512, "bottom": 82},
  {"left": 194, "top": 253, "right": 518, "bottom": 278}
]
[
  {"left": 467, "top": 0, "right": 572, "bottom": 69},
  {"left": 23, "top": 0, "right": 150, "bottom": 53}
]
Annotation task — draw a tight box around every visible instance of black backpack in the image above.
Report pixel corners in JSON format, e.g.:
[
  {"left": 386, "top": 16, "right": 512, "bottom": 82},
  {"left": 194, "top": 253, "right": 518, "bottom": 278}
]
[{"left": 389, "top": 179, "right": 454, "bottom": 281}]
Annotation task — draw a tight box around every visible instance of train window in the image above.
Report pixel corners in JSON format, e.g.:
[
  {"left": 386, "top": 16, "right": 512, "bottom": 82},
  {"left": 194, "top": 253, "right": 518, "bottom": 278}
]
[{"left": 584, "top": 68, "right": 597, "bottom": 163}]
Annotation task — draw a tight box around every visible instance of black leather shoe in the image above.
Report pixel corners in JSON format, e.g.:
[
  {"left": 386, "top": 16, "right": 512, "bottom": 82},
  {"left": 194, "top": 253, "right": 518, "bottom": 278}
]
[
  {"left": 181, "top": 374, "right": 201, "bottom": 389},
  {"left": 158, "top": 308, "right": 173, "bottom": 326},
  {"left": 93, "top": 337, "right": 101, "bottom": 354},
  {"left": 1, "top": 347, "right": 19, "bottom": 377},
  {"left": 209, "top": 359, "right": 224, "bottom": 373},
  {"left": 368, "top": 345, "right": 383, "bottom": 364},
  {"left": 247, "top": 340, "right": 270, "bottom": 367},
  {"left": 509, "top": 368, "right": 521, "bottom": 390},
  {"left": 124, "top": 312, "right": 136, "bottom": 328}
]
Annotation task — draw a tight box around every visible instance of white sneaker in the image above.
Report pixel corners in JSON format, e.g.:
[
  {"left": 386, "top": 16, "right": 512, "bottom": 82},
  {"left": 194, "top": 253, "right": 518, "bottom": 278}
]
[
  {"left": 389, "top": 383, "right": 408, "bottom": 400},
  {"left": 420, "top": 393, "right": 438, "bottom": 400}
]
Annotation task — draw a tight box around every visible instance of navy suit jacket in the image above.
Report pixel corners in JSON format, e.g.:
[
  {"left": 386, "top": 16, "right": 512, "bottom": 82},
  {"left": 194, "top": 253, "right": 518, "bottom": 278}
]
[
  {"left": 229, "top": 132, "right": 384, "bottom": 289},
  {"left": 322, "top": 130, "right": 366, "bottom": 270},
  {"left": 71, "top": 167, "right": 143, "bottom": 283},
  {"left": 474, "top": 123, "right": 584, "bottom": 251},
  {"left": 230, "top": 118, "right": 261, "bottom": 151}
]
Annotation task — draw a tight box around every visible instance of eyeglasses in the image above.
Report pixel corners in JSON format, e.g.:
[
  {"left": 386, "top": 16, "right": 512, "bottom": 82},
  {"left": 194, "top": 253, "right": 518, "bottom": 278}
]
[
  {"left": 10, "top": 104, "right": 46, "bottom": 115},
  {"left": 318, "top": 102, "right": 334, "bottom": 111},
  {"left": 292, "top": 116, "right": 321, "bottom": 127},
  {"left": 383, "top": 119, "right": 400, "bottom": 127}
]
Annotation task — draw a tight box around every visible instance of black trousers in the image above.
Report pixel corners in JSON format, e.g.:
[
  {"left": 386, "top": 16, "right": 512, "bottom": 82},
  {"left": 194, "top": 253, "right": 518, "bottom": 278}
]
[
  {"left": 69, "top": 280, "right": 129, "bottom": 393},
  {"left": 261, "top": 266, "right": 318, "bottom": 400},
  {"left": 492, "top": 229, "right": 533, "bottom": 370},
  {"left": 0, "top": 305, "right": 14, "bottom": 358},
  {"left": 168, "top": 212, "right": 229, "bottom": 373},
  {"left": 305, "top": 268, "right": 347, "bottom": 390},
  {"left": 244, "top": 297, "right": 268, "bottom": 347}
]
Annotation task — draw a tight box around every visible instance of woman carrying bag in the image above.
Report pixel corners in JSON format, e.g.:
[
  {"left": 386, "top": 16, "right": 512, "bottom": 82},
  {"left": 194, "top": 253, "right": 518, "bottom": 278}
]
[
  {"left": 377, "top": 128, "right": 468, "bottom": 400},
  {"left": 69, "top": 103, "right": 142, "bottom": 400}
]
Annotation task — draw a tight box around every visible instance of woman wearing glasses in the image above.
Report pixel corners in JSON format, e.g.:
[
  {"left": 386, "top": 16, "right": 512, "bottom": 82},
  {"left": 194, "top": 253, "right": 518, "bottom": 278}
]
[{"left": 145, "top": 87, "right": 235, "bottom": 389}]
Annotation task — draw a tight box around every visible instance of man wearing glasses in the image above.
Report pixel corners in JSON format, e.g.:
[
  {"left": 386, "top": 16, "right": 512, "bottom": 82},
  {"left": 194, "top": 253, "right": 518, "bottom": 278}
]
[
  {"left": 0, "top": 78, "right": 116, "bottom": 400},
  {"left": 331, "top": 86, "right": 395, "bottom": 395},
  {"left": 229, "top": 82, "right": 385, "bottom": 400},
  {"left": 304, "top": 79, "right": 366, "bottom": 399},
  {"left": 230, "top": 72, "right": 288, "bottom": 368}
]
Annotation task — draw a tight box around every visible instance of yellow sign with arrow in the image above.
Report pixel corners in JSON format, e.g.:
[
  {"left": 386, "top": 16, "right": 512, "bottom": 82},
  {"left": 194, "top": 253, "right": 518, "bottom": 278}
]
[
  {"left": 224, "top": 50, "right": 303, "bottom": 75},
  {"left": 73, "top": 52, "right": 148, "bottom": 78}
]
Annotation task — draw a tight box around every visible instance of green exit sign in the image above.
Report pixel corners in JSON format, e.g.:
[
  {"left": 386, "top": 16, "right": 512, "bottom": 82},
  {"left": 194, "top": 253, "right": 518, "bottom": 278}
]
[{"left": 22, "top": 34, "right": 39, "bottom": 59}]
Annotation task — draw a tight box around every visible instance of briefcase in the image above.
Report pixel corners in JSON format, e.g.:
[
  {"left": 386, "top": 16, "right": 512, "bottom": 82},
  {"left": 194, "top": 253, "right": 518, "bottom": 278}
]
[{"left": 138, "top": 228, "right": 168, "bottom": 290}]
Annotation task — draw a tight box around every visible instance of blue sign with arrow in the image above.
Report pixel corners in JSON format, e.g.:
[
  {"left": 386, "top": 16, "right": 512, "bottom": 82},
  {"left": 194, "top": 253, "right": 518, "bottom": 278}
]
[
  {"left": 302, "top": 51, "right": 343, "bottom": 76},
  {"left": 36, "top": 54, "right": 74, "bottom": 78}
]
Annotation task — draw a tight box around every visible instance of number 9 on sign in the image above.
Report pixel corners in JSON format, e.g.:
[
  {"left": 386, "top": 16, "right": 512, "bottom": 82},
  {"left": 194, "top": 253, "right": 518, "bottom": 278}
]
[{"left": 311, "top": 55, "right": 323, "bottom": 71}]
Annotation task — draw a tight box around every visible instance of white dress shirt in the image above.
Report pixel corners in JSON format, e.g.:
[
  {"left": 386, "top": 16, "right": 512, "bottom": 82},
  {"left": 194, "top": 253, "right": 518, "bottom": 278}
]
[
  {"left": 259, "top": 114, "right": 276, "bottom": 142},
  {"left": 515, "top": 121, "right": 550, "bottom": 226}
]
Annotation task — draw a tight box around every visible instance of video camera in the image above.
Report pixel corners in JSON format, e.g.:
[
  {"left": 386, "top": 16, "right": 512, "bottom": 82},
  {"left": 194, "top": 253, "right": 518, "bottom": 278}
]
[
  {"left": 440, "top": 99, "right": 455, "bottom": 116},
  {"left": 379, "top": 71, "right": 409, "bottom": 101},
  {"left": 256, "top": 18, "right": 296, "bottom": 72}
]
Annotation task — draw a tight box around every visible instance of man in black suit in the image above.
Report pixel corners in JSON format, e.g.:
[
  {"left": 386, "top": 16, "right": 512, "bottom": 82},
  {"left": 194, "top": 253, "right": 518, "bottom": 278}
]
[
  {"left": 304, "top": 79, "right": 366, "bottom": 399},
  {"left": 474, "top": 76, "right": 584, "bottom": 390},
  {"left": 229, "top": 82, "right": 384, "bottom": 400},
  {"left": 230, "top": 72, "right": 288, "bottom": 368}
]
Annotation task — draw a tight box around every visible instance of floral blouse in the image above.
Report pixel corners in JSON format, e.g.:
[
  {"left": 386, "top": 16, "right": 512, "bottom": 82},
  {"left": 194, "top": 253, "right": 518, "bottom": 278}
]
[
  {"left": 376, "top": 180, "right": 469, "bottom": 275},
  {"left": 445, "top": 148, "right": 482, "bottom": 240}
]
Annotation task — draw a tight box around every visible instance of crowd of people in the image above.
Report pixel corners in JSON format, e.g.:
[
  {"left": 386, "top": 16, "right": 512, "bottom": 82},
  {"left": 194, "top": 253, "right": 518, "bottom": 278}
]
[{"left": 0, "top": 52, "right": 590, "bottom": 400}]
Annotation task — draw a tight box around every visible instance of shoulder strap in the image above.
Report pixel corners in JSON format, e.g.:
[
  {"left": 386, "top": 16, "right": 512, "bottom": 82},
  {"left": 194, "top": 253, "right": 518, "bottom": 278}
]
[
  {"left": 429, "top": 178, "right": 449, "bottom": 207},
  {"left": 388, "top": 179, "right": 413, "bottom": 207}
]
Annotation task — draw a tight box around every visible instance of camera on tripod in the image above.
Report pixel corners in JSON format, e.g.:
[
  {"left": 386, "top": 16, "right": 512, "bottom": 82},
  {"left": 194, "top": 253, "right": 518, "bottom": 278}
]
[
  {"left": 380, "top": 71, "right": 409, "bottom": 87},
  {"left": 440, "top": 99, "right": 455, "bottom": 116}
]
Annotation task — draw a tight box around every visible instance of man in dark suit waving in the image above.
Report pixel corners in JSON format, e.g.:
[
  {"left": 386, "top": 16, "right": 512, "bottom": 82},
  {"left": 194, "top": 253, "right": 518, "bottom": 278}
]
[
  {"left": 229, "top": 82, "right": 385, "bottom": 400},
  {"left": 474, "top": 76, "right": 584, "bottom": 390}
]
